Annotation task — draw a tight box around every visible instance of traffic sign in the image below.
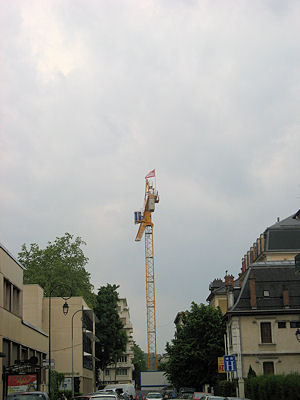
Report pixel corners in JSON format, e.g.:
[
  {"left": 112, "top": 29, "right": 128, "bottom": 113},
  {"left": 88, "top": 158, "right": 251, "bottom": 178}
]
[
  {"left": 218, "top": 357, "right": 225, "bottom": 373},
  {"left": 224, "top": 355, "right": 236, "bottom": 372},
  {"left": 42, "top": 359, "right": 55, "bottom": 368}
]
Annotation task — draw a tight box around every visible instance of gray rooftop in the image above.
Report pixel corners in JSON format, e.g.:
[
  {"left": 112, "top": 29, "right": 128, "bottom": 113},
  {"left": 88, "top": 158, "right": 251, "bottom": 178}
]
[
  {"left": 267, "top": 209, "right": 300, "bottom": 230},
  {"left": 229, "top": 262, "right": 300, "bottom": 313}
]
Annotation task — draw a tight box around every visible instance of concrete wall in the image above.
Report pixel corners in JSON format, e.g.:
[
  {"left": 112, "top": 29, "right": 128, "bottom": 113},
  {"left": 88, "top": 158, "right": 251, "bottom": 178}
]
[
  {"left": 23, "top": 284, "right": 44, "bottom": 331},
  {"left": 0, "top": 246, "right": 48, "bottom": 400},
  {"left": 45, "top": 297, "right": 96, "bottom": 394},
  {"left": 240, "top": 314, "right": 300, "bottom": 377},
  {"left": 210, "top": 294, "right": 227, "bottom": 315}
]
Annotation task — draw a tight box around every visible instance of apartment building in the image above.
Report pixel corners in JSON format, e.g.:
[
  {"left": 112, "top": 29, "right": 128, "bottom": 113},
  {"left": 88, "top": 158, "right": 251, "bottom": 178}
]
[
  {"left": 100, "top": 298, "right": 134, "bottom": 384},
  {"left": 0, "top": 243, "right": 48, "bottom": 400},
  {"left": 47, "top": 296, "right": 98, "bottom": 394},
  {"left": 0, "top": 240, "right": 98, "bottom": 398},
  {"left": 23, "top": 286, "right": 98, "bottom": 394},
  {"left": 208, "top": 209, "right": 300, "bottom": 397}
]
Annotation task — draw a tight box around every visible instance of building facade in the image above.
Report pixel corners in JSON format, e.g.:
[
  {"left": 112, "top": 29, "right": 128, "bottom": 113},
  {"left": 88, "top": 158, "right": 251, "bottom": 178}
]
[
  {"left": 44, "top": 296, "right": 98, "bottom": 394},
  {"left": 0, "top": 241, "right": 98, "bottom": 398},
  {"left": 208, "top": 210, "right": 300, "bottom": 397},
  {"left": 100, "top": 298, "right": 134, "bottom": 385},
  {"left": 0, "top": 244, "right": 49, "bottom": 400}
]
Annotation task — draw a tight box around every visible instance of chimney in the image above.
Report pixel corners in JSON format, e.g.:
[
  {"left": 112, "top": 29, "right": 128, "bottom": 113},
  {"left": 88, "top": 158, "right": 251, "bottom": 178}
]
[
  {"left": 283, "top": 286, "right": 290, "bottom": 308},
  {"left": 225, "top": 274, "right": 234, "bottom": 287},
  {"left": 225, "top": 274, "right": 234, "bottom": 309},
  {"left": 249, "top": 272, "right": 257, "bottom": 308}
]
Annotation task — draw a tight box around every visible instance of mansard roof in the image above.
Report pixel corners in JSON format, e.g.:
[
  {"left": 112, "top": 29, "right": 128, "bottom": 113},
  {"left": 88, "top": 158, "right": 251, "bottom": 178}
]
[
  {"left": 267, "top": 209, "right": 300, "bottom": 230},
  {"left": 228, "top": 261, "right": 300, "bottom": 314},
  {"left": 264, "top": 210, "right": 300, "bottom": 252}
]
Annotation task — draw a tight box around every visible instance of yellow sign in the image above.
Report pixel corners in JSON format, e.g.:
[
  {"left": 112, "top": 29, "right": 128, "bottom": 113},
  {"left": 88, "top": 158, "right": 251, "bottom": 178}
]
[{"left": 218, "top": 357, "right": 225, "bottom": 373}]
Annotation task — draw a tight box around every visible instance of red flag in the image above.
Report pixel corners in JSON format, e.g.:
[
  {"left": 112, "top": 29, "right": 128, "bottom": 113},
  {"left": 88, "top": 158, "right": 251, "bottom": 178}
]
[{"left": 145, "top": 169, "right": 155, "bottom": 179}]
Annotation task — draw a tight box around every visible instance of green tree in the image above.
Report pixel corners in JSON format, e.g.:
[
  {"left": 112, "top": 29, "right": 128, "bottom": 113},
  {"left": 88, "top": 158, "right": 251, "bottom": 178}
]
[
  {"left": 94, "top": 284, "right": 127, "bottom": 384},
  {"left": 165, "top": 303, "right": 225, "bottom": 389},
  {"left": 18, "top": 233, "right": 95, "bottom": 307},
  {"left": 50, "top": 370, "right": 65, "bottom": 400},
  {"left": 132, "top": 342, "right": 147, "bottom": 387}
]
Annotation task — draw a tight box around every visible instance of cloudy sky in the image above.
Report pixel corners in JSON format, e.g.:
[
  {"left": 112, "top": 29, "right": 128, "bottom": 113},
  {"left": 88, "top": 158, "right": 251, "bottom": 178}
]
[{"left": 1, "top": 0, "right": 300, "bottom": 353}]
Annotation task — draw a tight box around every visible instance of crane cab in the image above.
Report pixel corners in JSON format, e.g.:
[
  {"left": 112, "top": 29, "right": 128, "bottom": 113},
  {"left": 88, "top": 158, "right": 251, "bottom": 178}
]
[{"left": 134, "top": 211, "right": 143, "bottom": 224}]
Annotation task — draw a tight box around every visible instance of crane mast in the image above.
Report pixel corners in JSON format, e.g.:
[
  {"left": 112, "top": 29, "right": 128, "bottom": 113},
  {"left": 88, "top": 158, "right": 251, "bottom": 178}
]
[{"left": 134, "top": 172, "right": 159, "bottom": 370}]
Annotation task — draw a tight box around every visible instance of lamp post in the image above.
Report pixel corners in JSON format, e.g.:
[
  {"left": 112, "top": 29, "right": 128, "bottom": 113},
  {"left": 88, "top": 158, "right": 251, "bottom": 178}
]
[{"left": 48, "top": 284, "right": 72, "bottom": 399}]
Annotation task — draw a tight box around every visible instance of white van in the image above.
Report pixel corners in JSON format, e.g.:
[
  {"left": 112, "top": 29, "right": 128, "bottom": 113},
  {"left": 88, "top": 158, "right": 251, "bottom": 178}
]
[{"left": 104, "top": 384, "right": 136, "bottom": 399}]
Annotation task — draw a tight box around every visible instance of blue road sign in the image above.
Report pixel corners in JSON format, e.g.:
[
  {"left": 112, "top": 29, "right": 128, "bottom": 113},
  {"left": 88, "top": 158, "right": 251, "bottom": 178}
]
[{"left": 224, "top": 355, "right": 236, "bottom": 372}]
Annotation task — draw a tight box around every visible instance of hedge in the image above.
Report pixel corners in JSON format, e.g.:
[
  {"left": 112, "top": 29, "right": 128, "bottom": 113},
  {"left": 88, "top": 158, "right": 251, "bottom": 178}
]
[
  {"left": 245, "top": 374, "right": 300, "bottom": 400},
  {"left": 214, "top": 380, "right": 236, "bottom": 397}
]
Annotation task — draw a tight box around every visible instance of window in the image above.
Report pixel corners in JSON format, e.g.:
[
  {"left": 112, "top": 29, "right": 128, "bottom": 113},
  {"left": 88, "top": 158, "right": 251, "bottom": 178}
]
[
  {"left": 290, "top": 321, "right": 300, "bottom": 328},
  {"left": 118, "top": 355, "right": 127, "bottom": 363},
  {"left": 21, "top": 346, "right": 28, "bottom": 361},
  {"left": 116, "top": 368, "right": 128, "bottom": 376},
  {"left": 105, "top": 369, "right": 110, "bottom": 376},
  {"left": 3, "top": 279, "right": 21, "bottom": 315},
  {"left": 263, "top": 290, "right": 270, "bottom": 297},
  {"left": 260, "top": 322, "right": 272, "bottom": 343},
  {"left": 278, "top": 321, "right": 286, "bottom": 328},
  {"left": 12, "top": 286, "right": 20, "bottom": 315},
  {"left": 263, "top": 361, "right": 274, "bottom": 375},
  {"left": 12, "top": 343, "right": 20, "bottom": 364},
  {"left": 4, "top": 279, "right": 11, "bottom": 311},
  {"left": 2, "top": 339, "right": 10, "bottom": 368}
]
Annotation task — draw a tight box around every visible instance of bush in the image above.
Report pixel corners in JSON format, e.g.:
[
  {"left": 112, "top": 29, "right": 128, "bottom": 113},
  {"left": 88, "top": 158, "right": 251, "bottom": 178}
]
[
  {"left": 214, "top": 380, "right": 236, "bottom": 397},
  {"left": 245, "top": 373, "right": 300, "bottom": 400}
]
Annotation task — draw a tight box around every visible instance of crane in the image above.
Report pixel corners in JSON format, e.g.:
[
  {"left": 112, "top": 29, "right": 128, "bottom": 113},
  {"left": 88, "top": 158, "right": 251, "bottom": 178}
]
[{"left": 134, "top": 169, "right": 159, "bottom": 370}]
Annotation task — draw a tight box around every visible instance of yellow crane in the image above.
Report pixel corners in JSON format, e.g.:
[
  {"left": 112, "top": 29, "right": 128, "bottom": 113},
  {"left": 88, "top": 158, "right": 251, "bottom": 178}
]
[{"left": 134, "top": 169, "right": 159, "bottom": 370}]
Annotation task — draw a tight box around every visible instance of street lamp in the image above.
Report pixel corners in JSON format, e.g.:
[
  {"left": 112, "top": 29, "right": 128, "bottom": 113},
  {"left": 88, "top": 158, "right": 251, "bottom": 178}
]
[
  {"left": 71, "top": 308, "right": 91, "bottom": 398},
  {"left": 48, "top": 284, "right": 72, "bottom": 399},
  {"left": 295, "top": 329, "right": 300, "bottom": 342}
]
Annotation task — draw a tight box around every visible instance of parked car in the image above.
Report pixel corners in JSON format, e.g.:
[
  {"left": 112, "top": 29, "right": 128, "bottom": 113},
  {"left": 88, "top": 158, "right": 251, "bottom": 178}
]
[
  {"left": 90, "top": 395, "right": 118, "bottom": 400},
  {"left": 7, "top": 392, "right": 49, "bottom": 400},
  {"left": 105, "top": 384, "right": 136, "bottom": 399},
  {"left": 74, "top": 396, "right": 93, "bottom": 400},
  {"left": 181, "top": 394, "right": 193, "bottom": 400},
  {"left": 225, "top": 398, "right": 251, "bottom": 400},
  {"left": 193, "top": 394, "right": 211, "bottom": 400},
  {"left": 179, "top": 389, "right": 195, "bottom": 397},
  {"left": 74, "top": 394, "right": 118, "bottom": 400},
  {"left": 199, "top": 397, "right": 227, "bottom": 400},
  {"left": 145, "top": 393, "right": 163, "bottom": 400}
]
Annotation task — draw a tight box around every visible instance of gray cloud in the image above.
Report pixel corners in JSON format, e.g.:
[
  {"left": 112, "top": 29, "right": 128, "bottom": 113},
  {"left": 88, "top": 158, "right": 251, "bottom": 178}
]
[{"left": 1, "top": 0, "right": 300, "bottom": 351}]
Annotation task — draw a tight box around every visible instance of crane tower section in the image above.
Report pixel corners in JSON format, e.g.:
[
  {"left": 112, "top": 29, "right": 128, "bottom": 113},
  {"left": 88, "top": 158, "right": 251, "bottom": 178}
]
[{"left": 134, "top": 171, "right": 159, "bottom": 370}]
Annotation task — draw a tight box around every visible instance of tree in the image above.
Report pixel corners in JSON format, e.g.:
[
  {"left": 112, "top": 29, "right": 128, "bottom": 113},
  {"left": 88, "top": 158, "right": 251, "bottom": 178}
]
[
  {"left": 247, "top": 365, "right": 257, "bottom": 378},
  {"left": 165, "top": 302, "right": 225, "bottom": 389},
  {"left": 94, "top": 284, "right": 127, "bottom": 383},
  {"left": 18, "top": 233, "right": 95, "bottom": 307},
  {"left": 50, "top": 370, "right": 65, "bottom": 400},
  {"left": 132, "top": 342, "right": 147, "bottom": 387}
]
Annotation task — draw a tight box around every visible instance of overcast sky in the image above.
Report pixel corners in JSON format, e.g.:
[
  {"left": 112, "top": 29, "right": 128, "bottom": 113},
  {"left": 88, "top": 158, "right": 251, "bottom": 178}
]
[{"left": 1, "top": 0, "right": 300, "bottom": 353}]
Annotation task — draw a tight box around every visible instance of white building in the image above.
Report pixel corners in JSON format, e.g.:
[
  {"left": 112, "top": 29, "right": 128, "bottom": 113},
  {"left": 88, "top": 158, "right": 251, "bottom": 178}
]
[{"left": 100, "top": 298, "right": 134, "bottom": 384}]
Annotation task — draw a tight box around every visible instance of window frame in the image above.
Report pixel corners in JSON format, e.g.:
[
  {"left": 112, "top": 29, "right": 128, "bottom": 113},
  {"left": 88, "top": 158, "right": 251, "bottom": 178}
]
[
  {"left": 263, "top": 361, "right": 275, "bottom": 375},
  {"left": 260, "top": 321, "right": 273, "bottom": 344}
]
